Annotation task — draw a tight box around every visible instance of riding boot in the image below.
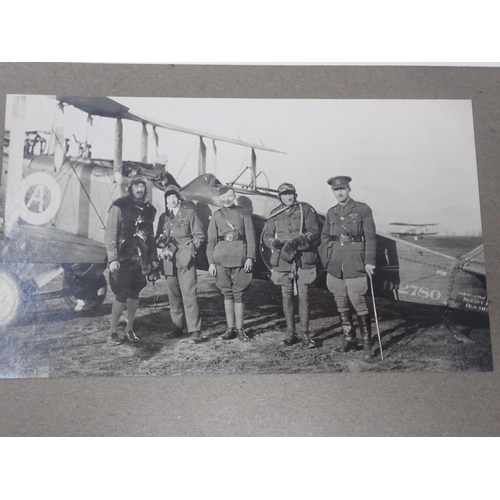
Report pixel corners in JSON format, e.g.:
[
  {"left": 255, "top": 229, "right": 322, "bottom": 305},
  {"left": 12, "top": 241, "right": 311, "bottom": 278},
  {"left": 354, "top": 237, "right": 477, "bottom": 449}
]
[
  {"left": 358, "top": 313, "right": 373, "bottom": 358},
  {"left": 298, "top": 288, "right": 315, "bottom": 348},
  {"left": 281, "top": 292, "right": 298, "bottom": 346},
  {"left": 335, "top": 310, "right": 357, "bottom": 352}
]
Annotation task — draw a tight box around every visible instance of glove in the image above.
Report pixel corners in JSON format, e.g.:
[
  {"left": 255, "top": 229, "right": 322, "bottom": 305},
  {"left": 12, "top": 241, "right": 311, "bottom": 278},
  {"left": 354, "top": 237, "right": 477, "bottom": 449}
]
[
  {"left": 289, "top": 233, "right": 309, "bottom": 251},
  {"left": 280, "top": 241, "right": 297, "bottom": 263},
  {"left": 156, "top": 233, "right": 169, "bottom": 248},
  {"left": 271, "top": 239, "right": 286, "bottom": 250}
]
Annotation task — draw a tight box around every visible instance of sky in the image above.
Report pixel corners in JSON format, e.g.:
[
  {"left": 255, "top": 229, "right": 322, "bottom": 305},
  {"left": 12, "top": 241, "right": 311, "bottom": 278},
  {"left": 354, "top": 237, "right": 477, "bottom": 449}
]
[{"left": 5, "top": 95, "right": 482, "bottom": 235}]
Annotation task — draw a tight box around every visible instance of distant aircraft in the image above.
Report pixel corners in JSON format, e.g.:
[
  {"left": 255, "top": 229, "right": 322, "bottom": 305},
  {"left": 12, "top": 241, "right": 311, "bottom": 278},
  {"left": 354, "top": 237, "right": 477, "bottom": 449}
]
[
  {"left": 389, "top": 222, "right": 439, "bottom": 240},
  {"left": 0, "top": 96, "right": 488, "bottom": 329}
]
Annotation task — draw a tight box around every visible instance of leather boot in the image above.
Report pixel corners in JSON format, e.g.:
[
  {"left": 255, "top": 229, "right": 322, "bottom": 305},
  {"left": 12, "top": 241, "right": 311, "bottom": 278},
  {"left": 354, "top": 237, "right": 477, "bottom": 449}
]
[
  {"left": 358, "top": 313, "right": 373, "bottom": 358},
  {"left": 298, "top": 292, "right": 315, "bottom": 348},
  {"left": 234, "top": 302, "right": 249, "bottom": 342},
  {"left": 281, "top": 292, "right": 298, "bottom": 346},
  {"left": 335, "top": 310, "right": 357, "bottom": 352}
]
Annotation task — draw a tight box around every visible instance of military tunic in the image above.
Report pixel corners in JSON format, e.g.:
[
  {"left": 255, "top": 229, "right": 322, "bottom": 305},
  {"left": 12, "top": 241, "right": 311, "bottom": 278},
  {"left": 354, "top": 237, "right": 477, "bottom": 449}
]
[
  {"left": 319, "top": 198, "right": 376, "bottom": 278},
  {"left": 206, "top": 205, "right": 256, "bottom": 301},
  {"left": 263, "top": 201, "right": 320, "bottom": 273},
  {"left": 156, "top": 201, "right": 205, "bottom": 333},
  {"left": 319, "top": 198, "right": 376, "bottom": 315}
]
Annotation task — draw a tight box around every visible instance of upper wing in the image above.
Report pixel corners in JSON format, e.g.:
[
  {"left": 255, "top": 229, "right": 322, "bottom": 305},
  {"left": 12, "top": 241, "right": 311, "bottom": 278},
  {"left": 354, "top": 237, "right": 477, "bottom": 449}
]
[{"left": 57, "top": 96, "right": 287, "bottom": 154}]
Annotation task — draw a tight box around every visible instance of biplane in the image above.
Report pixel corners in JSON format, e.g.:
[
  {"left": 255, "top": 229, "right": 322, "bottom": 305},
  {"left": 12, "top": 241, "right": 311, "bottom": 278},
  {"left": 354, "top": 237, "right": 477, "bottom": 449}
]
[
  {"left": 389, "top": 222, "right": 439, "bottom": 240},
  {"left": 0, "top": 95, "right": 488, "bottom": 330}
]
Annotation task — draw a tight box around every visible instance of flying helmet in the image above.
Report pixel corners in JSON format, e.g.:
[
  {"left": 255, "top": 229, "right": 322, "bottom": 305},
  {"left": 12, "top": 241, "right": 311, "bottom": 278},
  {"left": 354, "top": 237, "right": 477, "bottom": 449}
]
[
  {"left": 164, "top": 184, "right": 182, "bottom": 200},
  {"left": 127, "top": 174, "right": 148, "bottom": 192},
  {"left": 277, "top": 182, "right": 296, "bottom": 197}
]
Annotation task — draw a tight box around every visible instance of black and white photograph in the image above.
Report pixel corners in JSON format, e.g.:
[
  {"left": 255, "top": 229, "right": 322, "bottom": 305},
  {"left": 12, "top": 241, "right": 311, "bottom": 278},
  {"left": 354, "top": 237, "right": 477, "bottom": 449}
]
[{"left": 0, "top": 94, "right": 492, "bottom": 378}]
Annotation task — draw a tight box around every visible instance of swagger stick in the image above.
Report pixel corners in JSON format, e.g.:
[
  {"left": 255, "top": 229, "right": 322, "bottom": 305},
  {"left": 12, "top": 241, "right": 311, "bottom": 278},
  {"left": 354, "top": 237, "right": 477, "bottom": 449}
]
[{"left": 368, "top": 274, "right": 384, "bottom": 360}]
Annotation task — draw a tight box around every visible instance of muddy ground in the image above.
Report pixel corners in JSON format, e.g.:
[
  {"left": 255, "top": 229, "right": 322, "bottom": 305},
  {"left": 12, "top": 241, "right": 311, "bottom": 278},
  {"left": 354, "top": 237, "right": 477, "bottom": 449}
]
[{"left": 0, "top": 268, "right": 493, "bottom": 378}]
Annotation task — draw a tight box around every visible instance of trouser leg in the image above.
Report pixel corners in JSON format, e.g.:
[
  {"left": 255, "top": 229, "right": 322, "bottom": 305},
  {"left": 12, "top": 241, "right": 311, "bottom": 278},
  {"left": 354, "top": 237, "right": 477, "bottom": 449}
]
[
  {"left": 327, "top": 275, "right": 357, "bottom": 352},
  {"left": 178, "top": 267, "right": 201, "bottom": 333},
  {"left": 298, "top": 284, "right": 315, "bottom": 348},
  {"left": 165, "top": 275, "right": 185, "bottom": 331},
  {"left": 281, "top": 284, "right": 298, "bottom": 345},
  {"left": 345, "top": 276, "right": 369, "bottom": 316}
]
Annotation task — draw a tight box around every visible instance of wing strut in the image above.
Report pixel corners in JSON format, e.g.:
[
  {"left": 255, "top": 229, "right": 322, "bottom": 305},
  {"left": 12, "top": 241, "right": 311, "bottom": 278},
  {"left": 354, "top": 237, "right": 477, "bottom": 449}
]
[
  {"left": 141, "top": 123, "right": 148, "bottom": 163},
  {"left": 114, "top": 118, "right": 123, "bottom": 178},
  {"left": 198, "top": 137, "right": 206, "bottom": 175},
  {"left": 251, "top": 148, "right": 257, "bottom": 189},
  {"left": 4, "top": 95, "right": 26, "bottom": 235}
]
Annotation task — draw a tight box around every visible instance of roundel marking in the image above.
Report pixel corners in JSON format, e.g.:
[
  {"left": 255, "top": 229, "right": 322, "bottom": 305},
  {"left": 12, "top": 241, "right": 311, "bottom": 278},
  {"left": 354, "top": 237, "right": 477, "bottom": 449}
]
[{"left": 19, "top": 172, "right": 62, "bottom": 225}]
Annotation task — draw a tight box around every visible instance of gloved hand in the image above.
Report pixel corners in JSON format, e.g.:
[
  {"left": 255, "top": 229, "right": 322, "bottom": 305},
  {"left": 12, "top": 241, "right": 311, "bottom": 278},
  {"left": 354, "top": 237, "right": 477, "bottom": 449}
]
[{"left": 271, "top": 239, "right": 286, "bottom": 250}]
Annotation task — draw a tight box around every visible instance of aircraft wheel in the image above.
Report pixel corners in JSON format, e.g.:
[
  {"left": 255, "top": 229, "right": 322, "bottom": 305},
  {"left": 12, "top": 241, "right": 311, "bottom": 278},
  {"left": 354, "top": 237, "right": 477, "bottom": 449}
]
[
  {"left": 62, "top": 264, "right": 107, "bottom": 312},
  {"left": 0, "top": 269, "right": 24, "bottom": 328}
]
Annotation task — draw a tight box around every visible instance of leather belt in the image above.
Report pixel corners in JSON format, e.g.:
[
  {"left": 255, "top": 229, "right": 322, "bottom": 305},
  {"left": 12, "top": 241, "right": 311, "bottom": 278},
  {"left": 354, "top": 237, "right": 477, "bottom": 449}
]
[
  {"left": 331, "top": 234, "right": 364, "bottom": 244},
  {"left": 219, "top": 233, "right": 245, "bottom": 242}
]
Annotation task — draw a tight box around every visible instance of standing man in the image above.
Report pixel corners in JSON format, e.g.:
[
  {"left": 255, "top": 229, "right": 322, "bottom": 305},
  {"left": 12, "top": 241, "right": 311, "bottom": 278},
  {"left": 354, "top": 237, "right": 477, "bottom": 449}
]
[
  {"left": 156, "top": 185, "right": 205, "bottom": 344},
  {"left": 319, "top": 176, "right": 376, "bottom": 356},
  {"left": 105, "top": 175, "right": 158, "bottom": 345},
  {"left": 263, "top": 183, "right": 320, "bottom": 348},
  {"left": 206, "top": 186, "right": 256, "bottom": 341}
]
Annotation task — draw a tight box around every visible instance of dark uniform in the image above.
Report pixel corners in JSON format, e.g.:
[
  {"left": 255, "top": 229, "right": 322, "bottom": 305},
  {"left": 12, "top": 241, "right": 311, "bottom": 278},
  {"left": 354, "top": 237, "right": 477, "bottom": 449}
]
[
  {"left": 105, "top": 176, "right": 158, "bottom": 344},
  {"left": 156, "top": 188, "right": 205, "bottom": 342},
  {"left": 263, "top": 183, "right": 320, "bottom": 347},
  {"left": 319, "top": 175, "right": 377, "bottom": 353},
  {"left": 206, "top": 189, "right": 256, "bottom": 341},
  {"left": 105, "top": 194, "right": 157, "bottom": 301}
]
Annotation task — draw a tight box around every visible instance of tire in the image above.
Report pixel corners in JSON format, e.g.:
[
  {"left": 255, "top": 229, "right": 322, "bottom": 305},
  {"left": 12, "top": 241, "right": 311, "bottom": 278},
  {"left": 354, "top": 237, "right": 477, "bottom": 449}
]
[
  {"left": 0, "top": 269, "right": 24, "bottom": 327},
  {"left": 62, "top": 264, "right": 107, "bottom": 312}
]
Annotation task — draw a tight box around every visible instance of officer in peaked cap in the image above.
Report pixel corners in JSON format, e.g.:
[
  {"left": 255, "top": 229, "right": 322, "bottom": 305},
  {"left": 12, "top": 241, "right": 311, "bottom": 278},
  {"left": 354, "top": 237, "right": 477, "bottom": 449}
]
[
  {"left": 319, "top": 175, "right": 377, "bottom": 358},
  {"left": 263, "top": 181, "right": 321, "bottom": 348},
  {"left": 327, "top": 176, "right": 352, "bottom": 189}
]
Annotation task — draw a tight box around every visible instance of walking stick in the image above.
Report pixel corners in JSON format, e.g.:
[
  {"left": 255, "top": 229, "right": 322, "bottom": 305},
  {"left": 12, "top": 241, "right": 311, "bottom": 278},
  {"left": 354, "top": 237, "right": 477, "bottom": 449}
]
[{"left": 368, "top": 273, "right": 384, "bottom": 360}]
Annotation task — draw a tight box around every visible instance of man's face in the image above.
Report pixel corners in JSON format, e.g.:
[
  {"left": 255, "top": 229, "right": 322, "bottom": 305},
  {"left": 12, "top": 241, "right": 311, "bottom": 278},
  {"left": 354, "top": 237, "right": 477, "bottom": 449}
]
[
  {"left": 220, "top": 189, "right": 236, "bottom": 207},
  {"left": 166, "top": 194, "right": 180, "bottom": 210},
  {"left": 130, "top": 182, "right": 146, "bottom": 201},
  {"left": 280, "top": 192, "right": 296, "bottom": 207},
  {"left": 333, "top": 186, "right": 351, "bottom": 204}
]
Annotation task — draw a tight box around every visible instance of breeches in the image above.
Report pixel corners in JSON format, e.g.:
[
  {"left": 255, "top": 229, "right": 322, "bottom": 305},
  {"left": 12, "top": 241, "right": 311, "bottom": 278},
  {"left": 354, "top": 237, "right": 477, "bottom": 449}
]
[
  {"left": 326, "top": 274, "right": 369, "bottom": 315},
  {"left": 165, "top": 266, "right": 201, "bottom": 332},
  {"left": 215, "top": 266, "right": 252, "bottom": 302}
]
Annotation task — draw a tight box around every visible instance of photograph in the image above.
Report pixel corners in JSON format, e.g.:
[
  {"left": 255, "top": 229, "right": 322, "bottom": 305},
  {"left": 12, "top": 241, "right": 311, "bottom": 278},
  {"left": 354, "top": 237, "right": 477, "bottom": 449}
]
[{"left": 0, "top": 94, "right": 491, "bottom": 378}]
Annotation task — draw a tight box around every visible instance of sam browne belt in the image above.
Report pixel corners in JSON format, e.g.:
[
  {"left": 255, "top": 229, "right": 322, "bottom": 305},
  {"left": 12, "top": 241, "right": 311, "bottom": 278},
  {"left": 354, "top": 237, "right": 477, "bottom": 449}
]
[
  {"left": 331, "top": 234, "right": 364, "bottom": 244},
  {"left": 219, "top": 233, "right": 245, "bottom": 242}
]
